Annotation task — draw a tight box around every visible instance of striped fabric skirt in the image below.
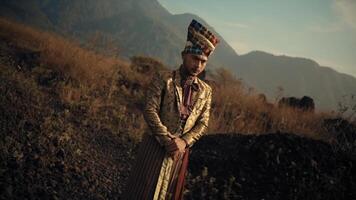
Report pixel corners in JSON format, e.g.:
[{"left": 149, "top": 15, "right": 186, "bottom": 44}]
[{"left": 122, "top": 134, "right": 190, "bottom": 200}]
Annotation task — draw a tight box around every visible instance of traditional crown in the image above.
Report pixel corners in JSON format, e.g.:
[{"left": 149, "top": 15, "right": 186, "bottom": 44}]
[{"left": 182, "top": 19, "right": 219, "bottom": 57}]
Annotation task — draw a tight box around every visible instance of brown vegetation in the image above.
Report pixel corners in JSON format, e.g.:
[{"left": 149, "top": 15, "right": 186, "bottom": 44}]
[
  {"left": 0, "top": 18, "right": 354, "bottom": 199},
  {"left": 0, "top": 17, "right": 343, "bottom": 141},
  {"left": 207, "top": 68, "right": 334, "bottom": 141}
]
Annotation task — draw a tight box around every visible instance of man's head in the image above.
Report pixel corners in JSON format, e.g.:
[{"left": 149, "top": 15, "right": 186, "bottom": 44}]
[
  {"left": 181, "top": 53, "right": 208, "bottom": 76},
  {"left": 181, "top": 19, "right": 219, "bottom": 76}
]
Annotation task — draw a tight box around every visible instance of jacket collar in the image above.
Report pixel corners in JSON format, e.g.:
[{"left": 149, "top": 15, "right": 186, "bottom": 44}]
[
  {"left": 173, "top": 66, "right": 200, "bottom": 91},
  {"left": 173, "top": 67, "right": 204, "bottom": 114}
]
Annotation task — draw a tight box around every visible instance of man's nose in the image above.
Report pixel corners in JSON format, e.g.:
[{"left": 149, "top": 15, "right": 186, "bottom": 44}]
[{"left": 195, "top": 60, "right": 203, "bottom": 67}]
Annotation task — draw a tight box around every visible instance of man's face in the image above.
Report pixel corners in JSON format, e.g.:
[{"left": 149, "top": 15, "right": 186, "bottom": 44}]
[{"left": 182, "top": 53, "right": 208, "bottom": 76}]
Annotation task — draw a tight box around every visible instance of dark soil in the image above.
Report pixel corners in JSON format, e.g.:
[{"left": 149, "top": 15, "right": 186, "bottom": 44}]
[{"left": 185, "top": 133, "right": 356, "bottom": 200}]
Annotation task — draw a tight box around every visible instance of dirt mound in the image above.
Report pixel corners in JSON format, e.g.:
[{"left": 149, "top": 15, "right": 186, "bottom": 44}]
[
  {"left": 185, "top": 133, "right": 355, "bottom": 200},
  {"left": 0, "top": 37, "right": 136, "bottom": 199}
]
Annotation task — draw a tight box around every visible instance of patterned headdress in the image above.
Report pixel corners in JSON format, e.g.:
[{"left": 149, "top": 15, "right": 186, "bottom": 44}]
[{"left": 182, "top": 19, "right": 219, "bottom": 57}]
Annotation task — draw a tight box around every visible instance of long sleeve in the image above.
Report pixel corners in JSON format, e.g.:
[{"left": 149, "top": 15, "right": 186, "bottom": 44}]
[
  {"left": 143, "top": 72, "right": 175, "bottom": 146},
  {"left": 181, "top": 88, "right": 212, "bottom": 147}
]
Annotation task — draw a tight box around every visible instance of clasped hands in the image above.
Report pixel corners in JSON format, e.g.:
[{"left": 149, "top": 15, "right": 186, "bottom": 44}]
[{"left": 164, "top": 137, "right": 187, "bottom": 160}]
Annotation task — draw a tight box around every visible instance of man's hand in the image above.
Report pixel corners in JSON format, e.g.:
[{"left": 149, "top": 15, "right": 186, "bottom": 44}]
[{"left": 165, "top": 138, "right": 187, "bottom": 160}]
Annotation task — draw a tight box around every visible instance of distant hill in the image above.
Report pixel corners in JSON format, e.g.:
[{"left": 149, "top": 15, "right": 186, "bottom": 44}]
[
  {"left": 1, "top": 0, "right": 356, "bottom": 111},
  {"left": 235, "top": 51, "right": 356, "bottom": 110},
  {"left": 0, "top": 0, "right": 237, "bottom": 68}
]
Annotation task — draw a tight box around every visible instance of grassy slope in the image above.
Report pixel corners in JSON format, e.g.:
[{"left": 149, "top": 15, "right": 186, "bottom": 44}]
[
  {"left": 0, "top": 18, "right": 355, "bottom": 199},
  {"left": 0, "top": 17, "right": 149, "bottom": 199}
]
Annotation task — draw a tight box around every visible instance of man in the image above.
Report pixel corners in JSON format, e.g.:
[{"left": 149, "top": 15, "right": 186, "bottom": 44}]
[{"left": 123, "top": 19, "right": 219, "bottom": 200}]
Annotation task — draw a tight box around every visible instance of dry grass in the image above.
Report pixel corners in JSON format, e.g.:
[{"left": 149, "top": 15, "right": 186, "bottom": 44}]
[
  {"left": 0, "top": 17, "right": 127, "bottom": 85},
  {"left": 207, "top": 68, "right": 335, "bottom": 140},
  {"left": 0, "top": 17, "right": 148, "bottom": 142},
  {"left": 0, "top": 17, "right": 342, "bottom": 142}
]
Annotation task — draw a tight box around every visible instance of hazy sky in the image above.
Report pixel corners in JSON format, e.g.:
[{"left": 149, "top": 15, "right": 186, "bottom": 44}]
[{"left": 158, "top": 0, "right": 356, "bottom": 77}]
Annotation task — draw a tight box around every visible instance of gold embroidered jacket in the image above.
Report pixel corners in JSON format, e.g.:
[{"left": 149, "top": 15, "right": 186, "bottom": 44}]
[
  {"left": 143, "top": 68, "right": 212, "bottom": 148},
  {"left": 141, "top": 68, "right": 212, "bottom": 199}
]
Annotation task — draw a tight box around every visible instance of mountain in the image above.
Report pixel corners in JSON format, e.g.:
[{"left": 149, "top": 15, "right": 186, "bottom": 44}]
[
  {"left": 0, "top": 0, "right": 237, "bottom": 68},
  {"left": 234, "top": 51, "right": 356, "bottom": 110},
  {"left": 1, "top": 0, "right": 355, "bottom": 111}
]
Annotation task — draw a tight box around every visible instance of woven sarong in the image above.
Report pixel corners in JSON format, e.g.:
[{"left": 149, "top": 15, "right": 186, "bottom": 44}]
[{"left": 122, "top": 135, "right": 189, "bottom": 200}]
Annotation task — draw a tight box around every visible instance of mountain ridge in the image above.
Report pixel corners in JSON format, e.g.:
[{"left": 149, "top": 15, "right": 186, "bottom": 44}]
[{"left": 1, "top": 0, "right": 355, "bottom": 110}]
